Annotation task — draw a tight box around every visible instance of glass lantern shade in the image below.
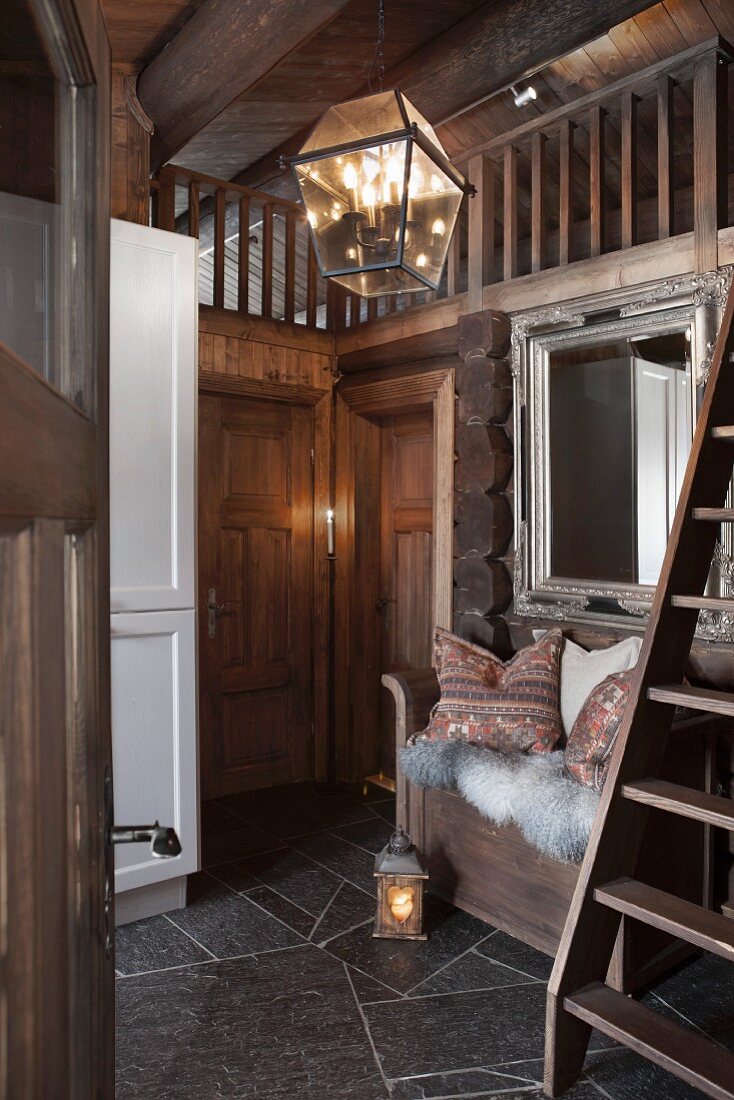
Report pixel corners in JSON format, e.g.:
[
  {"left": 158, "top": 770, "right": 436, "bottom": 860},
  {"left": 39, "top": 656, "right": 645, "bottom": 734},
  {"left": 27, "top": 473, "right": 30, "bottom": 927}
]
[{"left": 287, "top": 90, "right": 469, "bottom": 298}]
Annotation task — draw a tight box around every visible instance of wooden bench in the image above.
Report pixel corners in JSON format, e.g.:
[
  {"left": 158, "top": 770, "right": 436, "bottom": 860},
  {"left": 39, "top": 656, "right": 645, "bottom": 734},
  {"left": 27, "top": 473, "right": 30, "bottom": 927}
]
[{"left": 383, "top": 667, "right": 717, "bottom": 993}]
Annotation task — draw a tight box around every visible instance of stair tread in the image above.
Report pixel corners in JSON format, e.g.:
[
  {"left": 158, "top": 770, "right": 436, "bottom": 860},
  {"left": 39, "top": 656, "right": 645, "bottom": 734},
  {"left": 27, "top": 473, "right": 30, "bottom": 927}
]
[
  {"left": 672, "top": 595, "right": 734, "bottom": 611},
  {"left": 595, "top": 878, "right": 734, "bottom": 962},
  {"left": 565, "top": 983, "right": 734, "bottom": 1100},
  {"left": 648, "top": 683, "right": 734, "bottom": 716},
  {"left": 622, "top": 779, "right": 734, "bottom": 830},
  {"left": 712, "top": 426, "right": 734, "bottom": 440},
  {"left": 693, "top": 507, "right": 734, "bottom": 521}
]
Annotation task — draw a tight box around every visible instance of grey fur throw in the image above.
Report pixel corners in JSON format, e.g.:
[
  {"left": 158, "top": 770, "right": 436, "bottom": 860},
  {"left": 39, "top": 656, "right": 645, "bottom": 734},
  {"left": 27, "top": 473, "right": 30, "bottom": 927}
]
[{"left": 399, "top": 739, "right": 599, "bottom": 863}]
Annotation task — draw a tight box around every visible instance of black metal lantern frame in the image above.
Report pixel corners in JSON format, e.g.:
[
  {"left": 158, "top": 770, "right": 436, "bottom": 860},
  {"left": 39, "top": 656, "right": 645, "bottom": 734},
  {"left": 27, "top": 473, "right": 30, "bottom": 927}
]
[{"left": 282, "top": 89, "right": 473, "bottom": 298}]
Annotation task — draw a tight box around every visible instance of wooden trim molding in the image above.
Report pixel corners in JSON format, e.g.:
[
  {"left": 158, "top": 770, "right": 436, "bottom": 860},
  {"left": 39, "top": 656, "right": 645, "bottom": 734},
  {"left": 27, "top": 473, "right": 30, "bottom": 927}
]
[
  {"left": 335, "top": 361, "right": 455, "bottom": 781},
  {"left": 199, "top": 307, "right": 335, "bottom": 355},
  {"left": 198, "top": 370, "right": 326, "bottom": 406},
  {"left": 124, "top": 74, "right": 154, "bottom": 134}
]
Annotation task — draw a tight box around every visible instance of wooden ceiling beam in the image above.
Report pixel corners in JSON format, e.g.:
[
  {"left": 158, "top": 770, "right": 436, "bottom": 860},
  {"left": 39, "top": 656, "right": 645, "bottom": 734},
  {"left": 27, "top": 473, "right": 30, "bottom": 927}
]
[
  {"left": 138, "top": 0, "right": 354, "bottom": 172},
  {"left": 230, "top": 0, "right": 659, "bottom": 198}
]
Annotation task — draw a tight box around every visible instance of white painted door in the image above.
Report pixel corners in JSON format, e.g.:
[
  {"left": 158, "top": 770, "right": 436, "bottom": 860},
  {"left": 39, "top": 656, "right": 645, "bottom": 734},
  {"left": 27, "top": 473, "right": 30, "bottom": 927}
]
[
  {"left": 109, "top": 218, "right": 197, "bottom": 613},
  {"left": 111, "top": 610, "right": 198, "bottom": 893}
]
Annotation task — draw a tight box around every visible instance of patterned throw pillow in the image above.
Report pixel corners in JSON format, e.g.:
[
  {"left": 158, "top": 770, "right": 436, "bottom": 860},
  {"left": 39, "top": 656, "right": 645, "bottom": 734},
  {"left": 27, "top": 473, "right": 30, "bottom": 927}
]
[
  {"left": 565, "top": 671, "right": 632, "bottom": 792},
  {"left": 420, "top": 628, "right": 563, "bottom": 754}
]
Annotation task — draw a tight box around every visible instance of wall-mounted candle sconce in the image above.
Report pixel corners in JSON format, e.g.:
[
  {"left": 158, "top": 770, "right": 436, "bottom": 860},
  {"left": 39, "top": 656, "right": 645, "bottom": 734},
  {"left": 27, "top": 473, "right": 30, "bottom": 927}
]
[{"left": 326, "top": 508, "right": 335, "bottom": 557}]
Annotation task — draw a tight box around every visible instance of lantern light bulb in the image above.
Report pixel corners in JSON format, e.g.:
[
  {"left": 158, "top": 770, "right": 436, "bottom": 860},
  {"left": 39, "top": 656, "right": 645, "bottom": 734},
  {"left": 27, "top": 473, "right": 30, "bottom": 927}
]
[
  {"left": 416, "top": 253, "right": 428, "bottom": 268},
  {"left": 346, "top": 246, "right": 358, "bottom": 260},
  {"left": 409, "top": 165, "right": 425, "bottom": 198},
  {"left": 431, "top": 218, "right": 446, "bottom": 236},
  {"left": 307, "top": 211, "right": 317, "bottom": 228},
  {"left": 362, "top": 182, "right": 376, "bottom": 207},
  {"left": 343, "top": 163, "right": 358, "bottom": 190},
  {"left": 431, "top": 173, "right": 443, "bottom": 193}
]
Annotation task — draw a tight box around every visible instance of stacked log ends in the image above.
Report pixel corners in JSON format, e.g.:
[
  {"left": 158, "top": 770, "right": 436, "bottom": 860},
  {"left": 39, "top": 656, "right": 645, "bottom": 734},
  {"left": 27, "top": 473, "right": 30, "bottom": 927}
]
[{"left": 454, "top": 310, "right": 513, "bottom": 647}]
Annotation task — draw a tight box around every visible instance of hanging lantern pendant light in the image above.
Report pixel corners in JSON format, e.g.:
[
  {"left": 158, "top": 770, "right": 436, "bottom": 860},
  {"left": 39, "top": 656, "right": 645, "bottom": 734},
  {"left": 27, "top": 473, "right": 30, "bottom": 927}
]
[{"left": 282, "top": 1, "right": 473, "bottom": 298}]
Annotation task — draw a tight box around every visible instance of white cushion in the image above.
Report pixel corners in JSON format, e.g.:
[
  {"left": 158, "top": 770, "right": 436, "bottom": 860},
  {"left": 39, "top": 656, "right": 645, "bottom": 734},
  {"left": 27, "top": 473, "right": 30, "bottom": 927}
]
[{"left": 533, "top": 631, "right": 641, "bottom": 735}]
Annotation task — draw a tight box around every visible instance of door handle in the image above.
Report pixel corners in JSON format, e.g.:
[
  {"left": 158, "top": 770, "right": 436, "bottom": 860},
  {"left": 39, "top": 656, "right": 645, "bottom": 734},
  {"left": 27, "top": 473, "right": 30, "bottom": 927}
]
[
  {"left": 103, "top": 768, "right": 182, "bottom": 956},
  {"left": 110, "top": 822, "right": 182, "bottom": 859},
  {"left": 207, "top": 587, "right": 236, "bottom": 639}
]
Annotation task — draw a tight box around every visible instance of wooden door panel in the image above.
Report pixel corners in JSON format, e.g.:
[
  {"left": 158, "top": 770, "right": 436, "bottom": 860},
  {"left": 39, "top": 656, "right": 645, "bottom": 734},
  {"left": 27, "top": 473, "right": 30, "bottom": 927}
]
[
  {"left": 379, "top": 409, "right": 434, "bottom": 776},
  {"left": 393, "top": 531, "right": 433, "bottom": 669},
  {"left": 200, "top": 393, "right": 313, "bottom": 796}
]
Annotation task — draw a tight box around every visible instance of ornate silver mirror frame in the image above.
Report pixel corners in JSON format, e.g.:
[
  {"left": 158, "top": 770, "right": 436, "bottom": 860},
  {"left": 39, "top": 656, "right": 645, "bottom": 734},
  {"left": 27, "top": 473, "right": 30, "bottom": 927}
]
[{"left": 510, "top": 267, "right": 734, "bottom": 642}]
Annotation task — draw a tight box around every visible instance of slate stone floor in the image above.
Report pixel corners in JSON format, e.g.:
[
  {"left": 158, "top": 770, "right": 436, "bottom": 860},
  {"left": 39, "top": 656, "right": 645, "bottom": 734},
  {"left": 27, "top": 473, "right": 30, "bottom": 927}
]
[{"left": 116, "top": 782, "right": 732, "bottom": 1099}]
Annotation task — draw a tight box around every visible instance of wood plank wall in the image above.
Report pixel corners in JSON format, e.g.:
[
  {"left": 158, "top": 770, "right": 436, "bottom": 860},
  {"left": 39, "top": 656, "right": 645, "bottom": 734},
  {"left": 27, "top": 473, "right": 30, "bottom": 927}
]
[{"left": 111, "top": 65, "right": 152, "bottom": 225}]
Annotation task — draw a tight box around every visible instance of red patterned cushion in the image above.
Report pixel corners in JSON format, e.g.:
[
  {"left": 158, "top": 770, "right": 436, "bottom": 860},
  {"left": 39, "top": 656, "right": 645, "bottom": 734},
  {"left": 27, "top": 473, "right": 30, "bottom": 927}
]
[
  {"left": 420, "top": 628, "right": 563, "bottom": 753},
  {"left": 565, "top": 671, "right": 632, "bottom": 792}
]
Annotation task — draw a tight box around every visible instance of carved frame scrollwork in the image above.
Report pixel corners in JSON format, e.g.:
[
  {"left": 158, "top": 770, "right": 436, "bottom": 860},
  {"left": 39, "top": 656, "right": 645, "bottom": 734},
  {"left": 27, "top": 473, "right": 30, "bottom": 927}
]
[{"left": 510, "top": 268, "right": 734, "bottom": 642}]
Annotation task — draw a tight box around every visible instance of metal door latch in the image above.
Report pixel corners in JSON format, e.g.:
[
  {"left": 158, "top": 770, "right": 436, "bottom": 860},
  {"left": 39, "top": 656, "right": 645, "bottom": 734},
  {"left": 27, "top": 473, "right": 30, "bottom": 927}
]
[{"left": 109, "top": 822, "right": 182, "bottom": 859}]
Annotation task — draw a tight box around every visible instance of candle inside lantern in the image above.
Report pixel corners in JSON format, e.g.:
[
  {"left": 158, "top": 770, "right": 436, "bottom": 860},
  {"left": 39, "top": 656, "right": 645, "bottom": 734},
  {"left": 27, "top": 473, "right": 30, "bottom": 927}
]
[
  {"left": 388, "top": 885, "right": 414, "bottom": 924},
  {"left": 326, "top": 508, "right": 335, "bottom": 556},
  {"left": 343, "top": 162, "right": 359, "bottom": 211},
  {"left": 362, "top": 181, "right": 377, "bottom": 227}
]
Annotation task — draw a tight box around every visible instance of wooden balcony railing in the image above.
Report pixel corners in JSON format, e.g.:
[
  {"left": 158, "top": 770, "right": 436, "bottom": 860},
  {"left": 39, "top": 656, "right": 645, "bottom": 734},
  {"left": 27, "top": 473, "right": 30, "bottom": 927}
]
[{"left": 458, "top": 35, "right": 733, "bottom": 306}]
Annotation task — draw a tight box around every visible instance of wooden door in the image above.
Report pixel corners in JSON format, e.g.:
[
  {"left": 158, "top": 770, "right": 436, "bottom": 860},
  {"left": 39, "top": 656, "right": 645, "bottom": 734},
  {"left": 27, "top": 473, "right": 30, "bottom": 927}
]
[
  {"left": 0, "top": 0, "right": 113, "bottom": 1094},
  {"left": 378, "top": 410, "right": 434, "bottom": 776},
  {"left": 199, "top": 394, "right": 314, "bottom": 796}
]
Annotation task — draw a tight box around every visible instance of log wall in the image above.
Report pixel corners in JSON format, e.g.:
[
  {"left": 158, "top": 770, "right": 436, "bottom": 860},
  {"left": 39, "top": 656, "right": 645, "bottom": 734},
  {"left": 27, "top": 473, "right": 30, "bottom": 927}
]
[{"left": 453, "top": 310, "right": 514, "bottom": 656}]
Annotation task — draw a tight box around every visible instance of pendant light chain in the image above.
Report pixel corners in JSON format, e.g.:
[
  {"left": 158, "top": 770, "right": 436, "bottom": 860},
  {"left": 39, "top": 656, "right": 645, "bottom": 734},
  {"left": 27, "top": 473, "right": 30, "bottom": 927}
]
[{"left": 367, "top": 0, "right": 386, "bottom": 94}]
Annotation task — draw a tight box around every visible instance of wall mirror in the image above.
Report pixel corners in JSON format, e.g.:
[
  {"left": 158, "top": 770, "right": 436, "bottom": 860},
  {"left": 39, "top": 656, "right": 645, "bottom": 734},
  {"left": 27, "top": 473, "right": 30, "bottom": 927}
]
[{"left": 511, "top": 269, "right": 734, "bottom": 642}]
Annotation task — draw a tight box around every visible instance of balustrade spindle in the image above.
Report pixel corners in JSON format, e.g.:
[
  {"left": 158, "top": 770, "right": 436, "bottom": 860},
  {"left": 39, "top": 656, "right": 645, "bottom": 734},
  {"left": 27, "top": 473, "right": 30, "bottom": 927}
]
[
  {"left": 306, "top": 235, "right": 318, "bottom": 328},
  {"left": 503, "top": 146, "right": 518, "bottom": 280},
  {"left": 693, "top": 48, "right": 727, "bottom": 273},
  {"left": 589, "top": 106, "right": 605, "bottom": 258},
  {"left": 284, "top": 209, "right": 296, "bottom": 323},
  {"left": 188, "top": 180, "right": 200, "bottom": 239},
  {"left": 213, "top": 188, "right": 226, "bottom": 308},
  {"left": 238, "top": 196, "right": 250, "bottom": 313},
  {"left": 468, "top": 155, "right": 493, "bottom": 311},
  {"left": 261, "top": 203, "right": 273, "bottom": 319},
  {"left": 559, "top": 119, "right": 575, "bottom": 265},
  {"left": 621, "top": 92, "right": 638, "bottom": 250},
  {"left": 531, "top": 132, "right": 546, "bottom": 273},
  {"left": 657, "top": 75, "right": 675, "bottom": 240}
]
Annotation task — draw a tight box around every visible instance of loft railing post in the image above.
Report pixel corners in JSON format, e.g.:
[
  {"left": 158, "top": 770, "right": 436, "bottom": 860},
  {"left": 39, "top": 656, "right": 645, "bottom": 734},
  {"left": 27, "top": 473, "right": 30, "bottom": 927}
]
[
  {"left": 657, "top": 75, "right": 675, "bottom": 240},
  {"left": 213, "top": 188, "right": 226, "bottom": 309},
  {"left": 349, "top": 292, "right": 361, "bottom": 328},
  {"left": 559, "top": 119, "right": 575, "bottom": 265},
  {"left": 589, "top": 105, "right": 605, "bottom": 258},
  {"left": 261, "top": 203, "right": 273, "bottom": 319},
  {"left": 503, "top": 146, "right": 518, "bottom": 280},
  {"left": 621, "top": 92, "right": 637, "bottom": 250},
  {"left": 468, "top": 154, "right": 494, "bottom": 311},
  {"left": 238, "top": 196, "right": 250, "bottom": 314},
  {"left": 531, "top": 132, "right": 546, "bottom": 273},
  {"left": 156, "top": 165, "right": 176, "bottom": 231},
  {"left": 284, "top": 208, "right": 296, "bottom": 324},
  {"left": 367, "top": 296, "right": 378, "bottom": 321},
  {"left": 693, "top": 47, "right": 728, "bottom": 273},
  {"left": 187, "top": 180, "right": 200, "bottom": 238},
  {"left": 306, "top": 234, "right": 318, "bottom": 328}
]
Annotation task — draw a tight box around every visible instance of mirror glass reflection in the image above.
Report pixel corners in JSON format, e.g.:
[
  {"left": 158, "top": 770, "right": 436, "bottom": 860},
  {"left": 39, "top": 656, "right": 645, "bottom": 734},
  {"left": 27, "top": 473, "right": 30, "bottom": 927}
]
[{"left": 549, "top": 327, "right": 692, "bottom": 586}]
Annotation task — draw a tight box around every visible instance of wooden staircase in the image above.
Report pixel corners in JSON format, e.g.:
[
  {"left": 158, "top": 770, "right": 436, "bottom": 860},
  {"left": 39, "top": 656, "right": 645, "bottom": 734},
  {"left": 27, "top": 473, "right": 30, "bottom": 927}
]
[{"left": 544, "top": 283, "right": 734, "bottom": 1099}]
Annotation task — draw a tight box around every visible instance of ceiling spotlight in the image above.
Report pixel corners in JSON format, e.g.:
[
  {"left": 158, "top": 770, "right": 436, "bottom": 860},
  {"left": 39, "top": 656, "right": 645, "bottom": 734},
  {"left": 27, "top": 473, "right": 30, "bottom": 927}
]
[{"left": 512, "top": 85, "right": 537, "bottom": 108}]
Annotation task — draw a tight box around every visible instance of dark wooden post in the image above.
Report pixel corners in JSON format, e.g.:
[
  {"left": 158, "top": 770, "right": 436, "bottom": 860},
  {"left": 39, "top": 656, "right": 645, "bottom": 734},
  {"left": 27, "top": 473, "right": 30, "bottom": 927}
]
[
  {"left": 531, "top": 132, "right": 546, "bottom": 273},
  {"left": 213, "top": 188, "right": 226, "bottom": 309},
  {"left": 621, "top": 91, "right": 637, "bottom": 250},
  {"left": 306, "top": 233, "right": 318, "bottom": 328},
  {"left": 559, "top": 119, "right": 575, "bottom": 266},
  {"left": 468, "top": 155, "right": 494, "bottom": 312},
  {"left": 657, "top": 74, "right": 674, "bottom": 240},
  {"left": 589, "top": 105, "right": 605, "bottom": 258},
  {"left": 261, "top": 202, "right": 273, "bottom": 319},
  {"left": 238, "top": 196, "right": 250, "bottom": 314},
  {"left": 503, "top": 146, "right": 518, "bottom": 280},
  {"left": 693, "top": 47, "right": 728, "bottom": 273},
  {"left": 454, "top": 310, "right": 513, "bottom": 654},
  {"left": 447, "top": 201, "right": 462, "bottom": 298},
  {"left": 156, "top": 166, "right": 176, "bottom": 232},
  {"left": 187, "top": 179, "right": 200, "bottom": 239},
  {"left": 284, "top": 208, "right": 296, "bottom": 323}
]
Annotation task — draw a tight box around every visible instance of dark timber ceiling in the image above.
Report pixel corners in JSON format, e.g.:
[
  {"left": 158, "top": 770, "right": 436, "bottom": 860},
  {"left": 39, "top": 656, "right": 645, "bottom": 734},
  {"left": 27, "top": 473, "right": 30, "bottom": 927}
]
[{"left": 101, "top": 0, "right": 734, "bottom": 198}]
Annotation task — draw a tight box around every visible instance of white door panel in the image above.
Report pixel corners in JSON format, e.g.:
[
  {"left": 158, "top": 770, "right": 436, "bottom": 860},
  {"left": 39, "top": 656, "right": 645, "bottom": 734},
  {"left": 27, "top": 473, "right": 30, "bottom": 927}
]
[
  {"left": 111, "top": 610, "right": 198, "bottom": 894},
  {"left": 110, "top": 219, "right": 197, "bottom": 611}
]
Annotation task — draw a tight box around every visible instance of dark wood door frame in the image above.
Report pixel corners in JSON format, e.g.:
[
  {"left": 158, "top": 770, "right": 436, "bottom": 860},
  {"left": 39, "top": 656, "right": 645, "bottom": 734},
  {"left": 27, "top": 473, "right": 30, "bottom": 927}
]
[
  {"left": 198, "top": 374, "right": 333, "bottom": 782},
  {"left": 334, "top": 361, "right": 455, "bottom": 783}
]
